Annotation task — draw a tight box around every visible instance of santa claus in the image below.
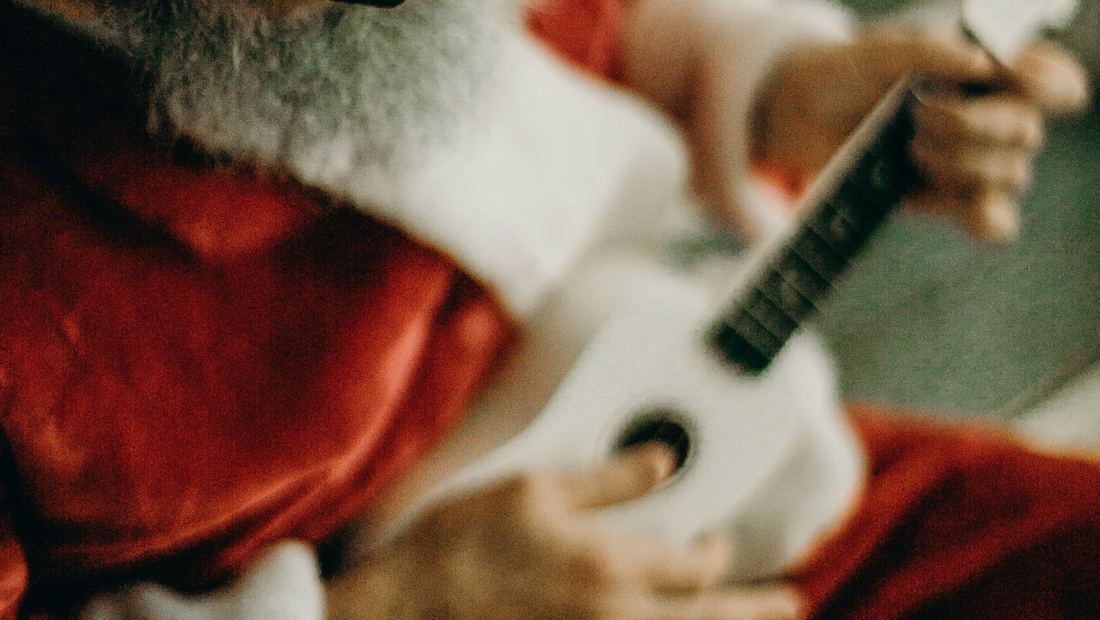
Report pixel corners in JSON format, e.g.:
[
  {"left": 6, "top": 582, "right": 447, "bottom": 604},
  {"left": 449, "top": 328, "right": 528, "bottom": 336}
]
[{"left": 0, "top": 0, "right": 1096, "bottom": 618}]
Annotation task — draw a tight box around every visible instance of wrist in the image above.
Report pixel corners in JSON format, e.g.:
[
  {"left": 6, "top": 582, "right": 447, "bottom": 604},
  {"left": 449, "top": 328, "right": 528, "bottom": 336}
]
[
  {"left": 622, "top": 0, "right": 704, "bottom": 119},
  {"left": 748, "top": 60, "right": 783, "bottom": 169},
  {"left": 747, "top": 43, "right": 824, "bottom": 177}
]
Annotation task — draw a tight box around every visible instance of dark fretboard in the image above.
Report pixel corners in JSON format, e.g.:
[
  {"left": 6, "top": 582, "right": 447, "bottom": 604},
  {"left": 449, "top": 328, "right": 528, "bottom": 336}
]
[{"left": 708, "top": 81, "right": 921, "bottom": 373}]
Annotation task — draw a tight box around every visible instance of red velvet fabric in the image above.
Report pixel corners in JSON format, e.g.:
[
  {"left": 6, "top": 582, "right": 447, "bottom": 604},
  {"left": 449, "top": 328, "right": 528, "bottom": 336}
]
[
  {"left": 526, "top": 0, "right": 632, "bottom": 82},
  {"left": 794, "top": 407, "right": 1100, "bottom": 619},
  {"left": 0, "top": 4, "right": 513, "bottom": 614},
  {"left": 2, "top": 1, "right": 1100, "bottom": 619}
]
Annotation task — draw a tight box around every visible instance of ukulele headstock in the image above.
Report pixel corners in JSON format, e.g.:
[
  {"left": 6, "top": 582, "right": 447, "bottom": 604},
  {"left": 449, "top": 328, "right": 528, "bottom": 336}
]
[{"left": 962, "top": 0, "right": 1078, "bottom": 65}]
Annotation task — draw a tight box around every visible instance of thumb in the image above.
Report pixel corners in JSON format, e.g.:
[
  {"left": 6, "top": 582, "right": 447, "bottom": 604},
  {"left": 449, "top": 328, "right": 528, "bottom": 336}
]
[
  {"left": 559, "top": 443, "right": 677, "bottom": 509},
  {"left": 865, "top": 27, "right": 996, "bottom": 84}
]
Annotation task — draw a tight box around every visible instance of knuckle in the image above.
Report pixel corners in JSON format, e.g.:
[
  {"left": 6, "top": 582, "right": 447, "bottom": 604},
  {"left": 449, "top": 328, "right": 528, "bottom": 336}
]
[
  {"left": 572, "top": 598, "right": 618, "bottom": 620},
  {"left": 489, "top": 475, "right": 528, "bottom": 505},
  {"left": 958, "top": 104, "right": 991, "bottom": 138},
  {"left": 995, "top": 103, "right": 1042, "bottom": 147},
  {"left": 503, "top": 472, "right": 551, "bottom": 502},
  {"left": 1006, "top": 158, "right": 1032, "bottom": 189},
  {"left": 569, "top": 544, "right": 629, "bottom": 591},
  {"left": 913, "top": 104, "right": 965, "bottom": 145},
  {"left": 491, "top": 473, "right": 559, "bottom": 519},
  {"left": 1018, "top": 111, "right": 1044, "bottom": 149},
  {"left": 933, "top": 101, "right": 969, "bottom": 132}
]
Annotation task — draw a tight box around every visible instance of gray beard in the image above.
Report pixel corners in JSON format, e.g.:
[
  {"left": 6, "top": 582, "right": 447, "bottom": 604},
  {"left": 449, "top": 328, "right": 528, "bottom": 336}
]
[{"left": 74, "top": 0, "right": 511, "bottom": 175}]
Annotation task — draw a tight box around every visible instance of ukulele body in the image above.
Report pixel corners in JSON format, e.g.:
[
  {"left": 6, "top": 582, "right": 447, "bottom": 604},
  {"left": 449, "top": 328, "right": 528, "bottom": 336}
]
[
  {"left": 381, "top": 248, "right": 865, "bottom": 581},
  {"left": 368, "top": 79, "right": 918, "bottom": 577}
]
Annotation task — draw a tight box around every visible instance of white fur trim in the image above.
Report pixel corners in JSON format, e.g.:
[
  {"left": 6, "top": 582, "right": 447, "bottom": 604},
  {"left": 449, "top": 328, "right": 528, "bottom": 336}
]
[
  {"left": 298, "top": 32, "right": 692, "bottom": 317},
  {"left": 80, "top": 542, "right": 324, "bottom": 620}
]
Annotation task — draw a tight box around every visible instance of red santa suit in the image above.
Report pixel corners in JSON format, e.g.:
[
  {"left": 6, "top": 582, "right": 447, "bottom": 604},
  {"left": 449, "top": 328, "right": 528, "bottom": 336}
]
[{"left": 0, "top": 0, "right": 1098, "bottom": 618}]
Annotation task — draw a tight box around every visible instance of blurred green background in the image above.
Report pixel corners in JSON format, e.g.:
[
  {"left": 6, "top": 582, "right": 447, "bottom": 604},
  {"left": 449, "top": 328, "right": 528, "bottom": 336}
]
[{"left": 812, "top": 0, "right": 1100, "bottom": 418}]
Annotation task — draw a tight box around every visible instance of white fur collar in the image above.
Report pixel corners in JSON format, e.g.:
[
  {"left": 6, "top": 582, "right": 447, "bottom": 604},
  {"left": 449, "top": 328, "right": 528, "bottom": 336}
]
[{"left": 331, "top": 33, "right": 693, "bottom": 316}]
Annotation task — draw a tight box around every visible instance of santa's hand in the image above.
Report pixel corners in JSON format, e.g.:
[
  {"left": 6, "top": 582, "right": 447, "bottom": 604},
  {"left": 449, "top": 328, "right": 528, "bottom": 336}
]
[
  {"left": 907, "top": 40, "right": 1089, "bottom": 240},
  {"left": 753, "top": 27, "right": 1089, "bottom": 241},
  {"left": 325, "top": 444, "right": 801, "bottom": 620}
]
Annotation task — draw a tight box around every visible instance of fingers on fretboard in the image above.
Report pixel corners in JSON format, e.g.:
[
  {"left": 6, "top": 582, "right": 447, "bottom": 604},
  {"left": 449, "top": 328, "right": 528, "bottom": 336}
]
[{"left": 710, "top": 95, "right": 918, "bottom": 373}]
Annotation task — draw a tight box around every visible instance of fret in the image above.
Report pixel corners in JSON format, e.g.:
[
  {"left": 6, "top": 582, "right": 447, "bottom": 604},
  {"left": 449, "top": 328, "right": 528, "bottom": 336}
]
[
  {"left": 788, "top": 229, "right": 848, "bottom": 281},
  {"left": 758, "top": 270, "right": 817, "bottom": 324},
  {"left": 828, "top": 176, "right": 889, "bottom": 233},
  {"left": 742, "top": 289, "right": 799, "bottom": 343},
  {"left": 827, "top": 178, "right": 873, "bottom": 231},
  {"left": 806, "top": 203, "right": 865, "bottom": 258},
  {"left": 856, "top": 152, "right": 899, "bottom": 202},
  {"left": 827, "top": 129, "right": 911, "bottom": 232},
  {"left": 710, "top": 323, "right": 770, "bottom": 373},
  {"left": 707, "top": 81, "right": 920, "bottom": 373},
  {"left": 729, "top": 310, "right": 783, "bottom": 357},
  {"left": 710, "top": 309, "right": 784, "bottom": 373},
  {"left": 774, "top": 253, "right": 831, "bottom": 305}
]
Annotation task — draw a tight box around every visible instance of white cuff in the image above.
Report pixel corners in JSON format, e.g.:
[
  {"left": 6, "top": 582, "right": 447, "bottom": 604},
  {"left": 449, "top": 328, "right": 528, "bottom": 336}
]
[
  {"left": 81, "top": 541, "right": 324, "bottom": 620},
  {"left": 359, "top": 32, "right": 691, "bottom": 317}
]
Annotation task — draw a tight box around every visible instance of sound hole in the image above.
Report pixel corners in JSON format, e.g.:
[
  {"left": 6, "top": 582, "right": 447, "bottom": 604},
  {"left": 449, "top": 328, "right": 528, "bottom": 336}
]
[{"left": 614, "top": 409, "right": 693, "bottom": 473}]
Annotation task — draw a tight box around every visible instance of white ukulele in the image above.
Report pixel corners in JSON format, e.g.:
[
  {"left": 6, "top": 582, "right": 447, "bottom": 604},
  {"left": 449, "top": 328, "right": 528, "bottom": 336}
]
[{"left": 359, "top": 0, "right": 1080, "bottom": 581}]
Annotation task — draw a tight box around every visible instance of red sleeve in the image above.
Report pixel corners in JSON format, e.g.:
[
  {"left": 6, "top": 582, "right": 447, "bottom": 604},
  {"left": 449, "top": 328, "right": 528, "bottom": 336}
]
[
  {"left": 793, "top": 405, "right": 1100, "bottom": 619},
  {"left": 526, "top": 0, "right": 632, "bottom": 82}
]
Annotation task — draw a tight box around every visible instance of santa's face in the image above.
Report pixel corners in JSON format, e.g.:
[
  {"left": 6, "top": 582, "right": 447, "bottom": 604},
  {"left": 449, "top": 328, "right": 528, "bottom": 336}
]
[{"left": 33, "top": 0, "right": 516, "bottom": 179}]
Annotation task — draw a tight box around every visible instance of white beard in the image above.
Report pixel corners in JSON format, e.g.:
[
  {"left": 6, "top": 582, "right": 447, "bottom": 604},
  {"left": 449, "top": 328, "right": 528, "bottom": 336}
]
[
  {"left": 70, "top": 0, "right": 513, "bottom": 176},
  {"left": 31, "top": 0, "right": 693, "bottom": 315}
]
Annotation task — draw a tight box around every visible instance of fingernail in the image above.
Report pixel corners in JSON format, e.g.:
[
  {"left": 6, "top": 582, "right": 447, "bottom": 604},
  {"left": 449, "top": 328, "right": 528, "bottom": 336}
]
[
  {"left": 971, "top": 50, "right": 995, "bottom": 75},
  {"left": 982, "top": 197, "right": 1021, "bottom": 242},
  {"left": 1058, "top": 72, "right": 1090, "bottom": 110},
  {"left": 639, "top": 442, "right": 677, "bottom": 482}
]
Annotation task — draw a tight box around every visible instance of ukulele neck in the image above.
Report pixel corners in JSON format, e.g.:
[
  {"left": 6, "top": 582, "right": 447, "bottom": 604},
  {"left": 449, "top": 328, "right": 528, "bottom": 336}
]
[{"left": 708, "top": 79, "right": 922, "bottom": 374}]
